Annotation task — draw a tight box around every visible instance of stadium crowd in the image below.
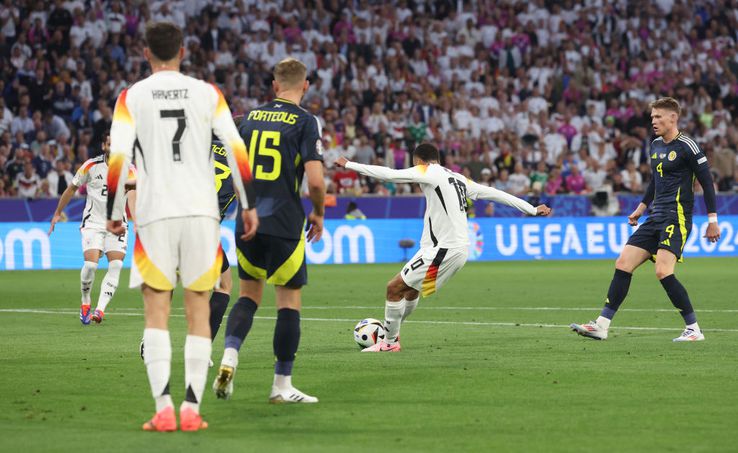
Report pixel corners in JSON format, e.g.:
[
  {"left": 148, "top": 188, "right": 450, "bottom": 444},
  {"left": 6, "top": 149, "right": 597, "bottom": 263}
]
[{"left": 2, "top": 0, "right": 738, "bottom": 201}]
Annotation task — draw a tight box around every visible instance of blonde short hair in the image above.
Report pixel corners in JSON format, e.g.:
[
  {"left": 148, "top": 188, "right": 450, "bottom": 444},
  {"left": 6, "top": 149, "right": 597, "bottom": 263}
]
[
  {"left": 649, "top": 97, "right": 681, "bottom": 116},
  {"left": 273, "top": 57, "right": 307, "bottom": 88}
]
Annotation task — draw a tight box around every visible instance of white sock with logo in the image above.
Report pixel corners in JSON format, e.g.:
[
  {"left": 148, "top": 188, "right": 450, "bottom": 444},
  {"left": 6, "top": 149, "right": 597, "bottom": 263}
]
[
  {"left": 80, "top": 261, "right": 98, "bottom": 305},
  {"left": 143, "top": 328, "right": 173, "bottom": 412},
  {"left": 384, "top": 300, "right": 405, "bottom": 343},
  {"left": 181, "top": 335, "right": 211, "bottom": 414},
  {"left": 96, "top": 260, "right": 122, "bottom": 312}
]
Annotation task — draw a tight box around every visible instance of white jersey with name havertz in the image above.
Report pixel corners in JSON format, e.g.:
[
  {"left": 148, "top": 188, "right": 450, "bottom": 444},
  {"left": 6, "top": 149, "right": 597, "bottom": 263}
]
[
  {"left": 344, "top": 162, "right": 537, "bottom": 296},
  {"left": 107, "top": 70, "right": 253, "bottom": 291},
  {"left": 107, "top": 71, "right": 253, "bottom": 227},
  {"left": 72, "top": 154, "right": 136, "bottom": 230}
]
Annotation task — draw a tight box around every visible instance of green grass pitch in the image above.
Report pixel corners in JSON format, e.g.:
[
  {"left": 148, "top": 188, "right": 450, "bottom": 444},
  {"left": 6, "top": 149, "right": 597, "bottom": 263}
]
[{"left": 1, "top": 259, "right": 737, "bottom": 452}]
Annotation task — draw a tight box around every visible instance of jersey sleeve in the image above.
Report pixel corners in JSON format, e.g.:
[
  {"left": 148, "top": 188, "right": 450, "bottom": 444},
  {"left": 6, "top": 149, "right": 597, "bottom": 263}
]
[
  {"left": 107, "top": 88, "right": 136, "bottom": 220},
  {"left": 345, "top": 162, "right": 432, "bottom": 184},
  {"left": 683, "top": 140, "right": 717, "bottom": 213},
  {"left": 300, "top": 115, "right": 324, "bottom": 162},
  {"left": 72, "top": 160, "right": 93, "bottom": 187},
  {"left": 466, "top": 179, "right": 538, "bottom": 215},
  {"left": 209, "top": 83, "right": 256, "bottom": 209}
]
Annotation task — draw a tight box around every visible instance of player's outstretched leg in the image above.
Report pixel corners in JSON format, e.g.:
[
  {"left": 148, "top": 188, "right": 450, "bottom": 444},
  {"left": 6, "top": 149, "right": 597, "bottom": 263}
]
[
  {"left": 269, "top": 307, "right": 317, "bottom": 404},
  {"left": 80, "top": 261, "right": 98, "bottom": 325},
  {"left": 213, "top": 296, "right": 258, "bottom": 399},
  {"left": 570, "top": 269, "right": 632, "bottom": 340},
  {"left": 93, "top": 259, "right": 123, "bottom": 323},
  {"left": 363, "top": 274, "right": 410, "bottom": 352},
  {"left": 571, "top": 245, "right": 649, "bottom": 340}
]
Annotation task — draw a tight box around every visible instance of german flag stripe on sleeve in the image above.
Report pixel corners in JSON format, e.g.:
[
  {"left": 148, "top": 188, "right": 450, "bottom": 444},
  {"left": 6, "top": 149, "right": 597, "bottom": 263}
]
[
  {"left": 211, "top": 84, "right": 230, "bottom": 117},
  {"left": 106, "top": 153, "right": 125, "bottom": 218},
  {"left": 112, "top": 89, "right": 133, "bottom": 125}
]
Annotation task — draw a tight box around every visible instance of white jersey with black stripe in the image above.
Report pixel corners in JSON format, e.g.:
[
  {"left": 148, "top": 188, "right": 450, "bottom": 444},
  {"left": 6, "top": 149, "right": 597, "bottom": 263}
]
[
  {"left": 72, "top": 155, "right": 135, "bottom": 229},
  {"left": 345, "top": 162, "right": 537, "bottom": 249}
]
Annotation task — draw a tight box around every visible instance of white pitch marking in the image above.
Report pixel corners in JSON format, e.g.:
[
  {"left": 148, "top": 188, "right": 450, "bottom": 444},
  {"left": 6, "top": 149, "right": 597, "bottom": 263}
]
[
  {"left": 116, "top": 306, "right": 738, "bottom": 314},
  {"left": 1, "top": 308, "right": 737, "bottom": 333}
]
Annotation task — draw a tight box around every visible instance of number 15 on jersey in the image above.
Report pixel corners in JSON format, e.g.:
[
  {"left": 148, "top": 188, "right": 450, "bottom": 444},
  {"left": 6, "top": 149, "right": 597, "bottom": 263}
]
[{"left": 247, "top": 130, "right": 282, "bottom": 181}]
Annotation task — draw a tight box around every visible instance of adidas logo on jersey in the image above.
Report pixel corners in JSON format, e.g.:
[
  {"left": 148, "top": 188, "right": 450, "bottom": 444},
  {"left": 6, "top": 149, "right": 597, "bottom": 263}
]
[{"left": 96, "top": 175, "right": 104, "bottom": 180}]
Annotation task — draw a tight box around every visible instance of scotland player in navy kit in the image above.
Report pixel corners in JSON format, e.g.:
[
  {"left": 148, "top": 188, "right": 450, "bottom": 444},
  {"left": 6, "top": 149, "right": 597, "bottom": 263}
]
[
  {"left": 213, "top": 57, "right": 325, "bottom": 403},
  {"left": 572, "top": 97, "right": 720, "bottom": 342},
  {"left": 208, "top": 139, "right": 238, "bottom": 343}
]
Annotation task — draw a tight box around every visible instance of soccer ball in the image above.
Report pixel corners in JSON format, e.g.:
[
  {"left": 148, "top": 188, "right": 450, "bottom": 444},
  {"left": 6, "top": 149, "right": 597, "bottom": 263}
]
[{"left": 353, "top": 318, "right": 386, "bottom": 348}]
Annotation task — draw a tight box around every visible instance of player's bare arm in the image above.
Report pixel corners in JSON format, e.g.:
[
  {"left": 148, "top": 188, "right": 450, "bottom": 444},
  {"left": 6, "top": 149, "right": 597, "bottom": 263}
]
[
  {"left": 48, "top": 183, "right": 80, "bottom": 235},
  {"left": 305, "top": 160, "right": 325, "bottom": 242}
]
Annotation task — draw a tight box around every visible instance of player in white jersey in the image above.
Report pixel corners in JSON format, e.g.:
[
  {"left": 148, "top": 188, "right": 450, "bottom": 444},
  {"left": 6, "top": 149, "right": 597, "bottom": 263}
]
[
  {"left": 105, "top": 22, "right": 258, "bottom": 432},
  {"left": 48, "top": 133, "right": 136, "bottom": 325},
  {"left": 336, "top": 144, "right": 551, "bottom": 352}
]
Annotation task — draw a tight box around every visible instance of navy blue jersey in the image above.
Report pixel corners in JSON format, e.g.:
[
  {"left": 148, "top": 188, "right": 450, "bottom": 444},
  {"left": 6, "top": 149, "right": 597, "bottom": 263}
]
[
  {"left": 646, "top": 133, "right": 712, "bottom": 220},
  {"left": 236, "top": 98, "right": 323, "bottom": 239},
  {"left": 212, "top": 140, "right": 236, "bottom": 221}
]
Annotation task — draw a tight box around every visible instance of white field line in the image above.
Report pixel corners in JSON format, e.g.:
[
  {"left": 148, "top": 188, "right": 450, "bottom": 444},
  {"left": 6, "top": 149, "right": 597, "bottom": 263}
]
[
  {"left": 106, "top": 306, "right": 738, "bottom": 314},
  {"left": 1, "top": 308, "right": 737, "bottom": 333}
]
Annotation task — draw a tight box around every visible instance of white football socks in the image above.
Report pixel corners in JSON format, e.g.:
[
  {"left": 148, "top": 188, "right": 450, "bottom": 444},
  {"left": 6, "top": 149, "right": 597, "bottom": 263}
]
[
  {"left": 80, "top": 261, "right": 98, "bottom": 305},
  {"left": 686, "top": 322, "right": 701, "bottom": 332},
  {"left": 402, "top": 296, "right": 419, "bottom": 321},
  {"left": 384, "top": 299, "right": 405, "bottom": 343},
  {"left": 143, "top": 328, "right": 173, "bottom": 412},
  {"left": 273, "top": 374, "right": 292, "bottom": 390},
  {"left": 96, "top": 260, "right": 122, "bottom": 312},
  {"left": 181, "top": 335, "right": 211, "bottom": 414},
  {"left": 221, "top": 347, "right": 239, "bottom": 369},
  {"left": 596, "top": 316, "right": 611, "bottom": 329}
]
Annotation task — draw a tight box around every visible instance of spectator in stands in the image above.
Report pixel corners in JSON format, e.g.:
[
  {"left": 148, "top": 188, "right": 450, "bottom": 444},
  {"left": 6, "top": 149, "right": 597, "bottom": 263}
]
[
  {"left": 32, "top": 143, "right": 54, "bottom": 179},
  {"left": 47, "top": 159, "right": 73, "bottom": 198},
  {"left": 583, "top": 158, "right": 607, "bottom": 192},
  {"left": 1, "top": 0, "right": 736, "bottom": 203},
  {"left": 565, "top": 165, "right": 587, "bottom": 194},
  {"left": 545, "top": 167, "right": 565, "bottom": 195},
  {"left": 620, "top": 161, "right": 643, "bottom": 193},
  {"left": 508, "top": 162, "right": 530, "bottom": 196},
  {"left": 333, "top": 164, "right": 360, "bottom": 195},
  {"left": 15, "top": 161, "right": 41, "bottom": 198}
]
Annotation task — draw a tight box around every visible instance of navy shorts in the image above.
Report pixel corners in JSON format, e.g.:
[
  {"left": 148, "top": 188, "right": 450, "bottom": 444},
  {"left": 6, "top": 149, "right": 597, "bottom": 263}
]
[
  {"left": 235, "top": 233, "right": 307, "bottom": 288},
  {"left": 627, "top": 215, "right": 692, "bottom": 261}
]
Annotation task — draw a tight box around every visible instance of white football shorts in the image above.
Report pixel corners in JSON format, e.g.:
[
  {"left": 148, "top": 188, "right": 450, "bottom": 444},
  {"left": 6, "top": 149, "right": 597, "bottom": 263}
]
[
  {"left": 401, "top": 246, "right": 468, "bottom": 297},
  {"left": 81, "top": 226, "right": 128, "bottom": 254},
  {"left": 130, "top": 216, "right": 222, "bottom": 291}
]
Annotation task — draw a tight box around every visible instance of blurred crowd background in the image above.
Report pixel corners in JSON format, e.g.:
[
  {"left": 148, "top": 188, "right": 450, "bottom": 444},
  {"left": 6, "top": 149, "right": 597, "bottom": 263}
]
[{"left": 2, "top": 0, "right": 738, "bottom": 202}]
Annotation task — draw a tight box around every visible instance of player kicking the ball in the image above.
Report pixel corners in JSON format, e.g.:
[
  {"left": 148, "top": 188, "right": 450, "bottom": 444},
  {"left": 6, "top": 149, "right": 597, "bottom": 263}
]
[
  {"left": 49, "top": 133, "right": 136, "bottom": 325},
  {"left": 336, "top": 144, "right": 550, "bottom": 352}
]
